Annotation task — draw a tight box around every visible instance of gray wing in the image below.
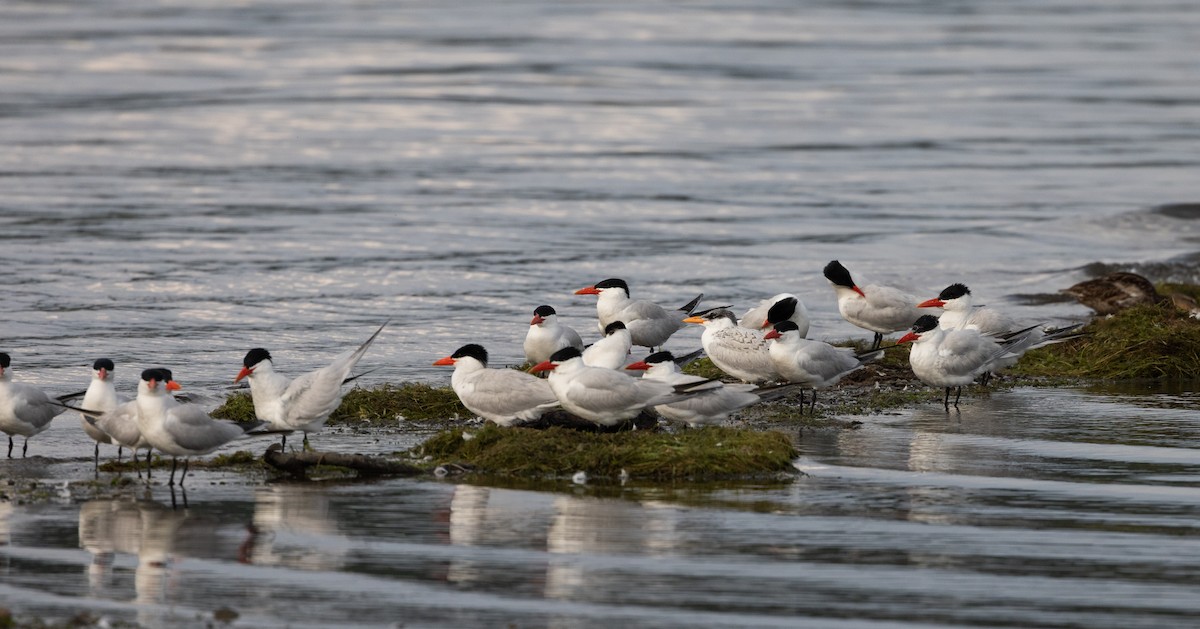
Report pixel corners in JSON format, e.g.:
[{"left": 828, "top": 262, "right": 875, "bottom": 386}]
[
  {"left": 705, "top": 328, "right": 777, "bottom": 382},
  {"left": 794, "top": 341, "right": 861, "bottom": 385},
  {"left": 937, "top": 331, "right": 999, "bottom": 379},
  {"left": 164, "top": 404, "right": 246, "bottom": 454},
  {"left": 459, "top": 370, "right": 558, "bottom": 420},
  {"left": 94, "top": 400, "right": 144, "bottom": 448}
]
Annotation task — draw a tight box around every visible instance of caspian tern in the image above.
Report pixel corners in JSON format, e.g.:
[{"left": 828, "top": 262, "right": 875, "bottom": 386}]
[
  {"left": 1062, "top": 271, "right": 1164, "bottom": 315},
  {"left": 575, "top": 278, "right": 703, "bottom": 349},
  {"left": 236, "top": 320, "right": 387, "bottom": 448},
  {"left": 683, "top": 308, "right": 778, "bottom": 384},
  {"left": 524, "top": 305, "right": 584, "bottom": 364},
  {"left": 918, "top": 283, "right": 1017, "bottom": 336},
  {"left": 0, "top": 352, "right": 70, "bottom": 458},
  {"left": 434, "top": 344, "right": 559, "bottom": 426},
  {"left": 136, "top": 368, "right": 267, "bottom": 486},
  {"left": 765, "top": 321, "right": 883, "bottom": 414},
  {"left": 530, "top": 347, "right": 714, "bottom": 427},
  {"left": 898, "top": 315, "right": 1041, "bottom": 410},
  {"left": 582, "top": 321, "right": 633, "bottom": 369},
  {"left": 739, "top": 293, "right": 811, "bottom": 337},
  {"left": 824, "top": 260, "right": 922, "bottom": 350},
  {"left": 79, "top": 358, "right": 129, "bottom": 471},
  {"left": 625, "top": 351, "right": 798, "bottom": 427}
]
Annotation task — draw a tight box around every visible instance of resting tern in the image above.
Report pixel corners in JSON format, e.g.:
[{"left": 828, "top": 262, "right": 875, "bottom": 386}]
[
  {"left": 524, "top": 305, "right": 584, "bottom": 364},
  {"left": 575, "top": 278, "right": 703, "bottom": 349},
  {"left": 824, "top": 260, "right": 921, "bottom": 350},
  {"left": 434, "top": 344, "right": 559, "bottom": 426},
  {"left": 765, "top": 321, "right": 882, "bottom": 414},
  {"left": 898, "top": 315, "right": 1041, "bottom": 410},
  {"left": 739, "top": 293, "right": 811, "bottom": 338},
  {"left": 137, "top": 368, "right": 267, "bottom": 486},
  {"left": 236, "top": 320, "right": 387, "bottom": 448},
  {"left": 79, "top": 358, "right": 129, "bottom": 471},
  {"left": 0, "top": 352, "right": 70, "bottom": 458},
  {"left": 918, "top": 283, "right": 1017, "bottom": 336},
  {"left": 683, "top": 308, "right": 777, "bottom": 384},
  {"left": 626, "top": 351, "right": 798, "bottom": 427},
  {"left": 582, "top": 321, "right": 633, "bottom": 369},
  {"left": 530, "top": 347, "right": 714, "bottom": 427}
]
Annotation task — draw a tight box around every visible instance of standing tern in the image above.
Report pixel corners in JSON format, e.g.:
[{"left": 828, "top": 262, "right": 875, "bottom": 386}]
[
  {"left": 530, "top": 347, "right": 715, "bottom": 427},
  {"left": 575, "top": 278, "right": 703, "bottom": 349},
  {"left": 765, "top": 321, "right": 883, "bottom": 414},
  {"left": 898, "top": 315, "right": 1041, "bottom": 411},
  {"left": 136, "top": 368, "right": 267, "bottom": 486},
  {"left": 236, "top": 320, "right": 387, "bottom": 449},
  {"left": 824, "top": 260, "right": 921, "bottom": 350},
  {"left": 524, "top": 305, "right": 584, "bottom": 365},
  {"left": 79, "top": 358, "right": 128, "bottom": 471},
  {"left": 683, "top": 308, "right": 778, "bottom": 384},
  {"left": 434, "top": 344, "right": 559, "bottom": 426},
  {"left": 581, "top": 321, "right": 633, "bottom": 369},
  {"left": 0, "top": 352, "right": 70, "bottom": 458},
  {"left": 625, "top": 351, "right": 799, "bottom": 427},
  {"left": 917, "top": 283, "right": 1017, "bottom": 336},
  {"left": 739, "top": 293, "right": 811, "bottom": 337}
]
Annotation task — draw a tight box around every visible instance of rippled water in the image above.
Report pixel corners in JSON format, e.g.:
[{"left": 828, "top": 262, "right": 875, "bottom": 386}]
[{"left": 3, "top": 0, "right": 1200, "bottom": 626}]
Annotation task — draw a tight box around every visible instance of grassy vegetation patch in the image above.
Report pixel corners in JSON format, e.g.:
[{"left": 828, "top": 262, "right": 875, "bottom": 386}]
[
  {"left": 417, "top": 424, "right": 798, "bottom": 480},
  {"left": 1010, "top": 303, "right": 1200, "bottom": 380},
  {"left": 210, "top": 383, "right": 469, "bottom": 424}
]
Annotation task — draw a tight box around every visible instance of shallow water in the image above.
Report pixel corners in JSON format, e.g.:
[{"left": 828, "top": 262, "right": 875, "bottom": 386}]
[{"left": 3, "top": 0, "right": 1200, "bottom": 626}]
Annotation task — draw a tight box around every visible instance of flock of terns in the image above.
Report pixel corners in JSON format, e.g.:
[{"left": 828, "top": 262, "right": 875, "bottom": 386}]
[{"left": 0, "top": 259, "right": 1101, "bottom": 486}]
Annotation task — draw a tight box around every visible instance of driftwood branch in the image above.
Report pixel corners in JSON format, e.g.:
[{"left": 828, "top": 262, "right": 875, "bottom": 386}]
[{"left": 263, "top": 444, "right": 423, "bottom": 479}]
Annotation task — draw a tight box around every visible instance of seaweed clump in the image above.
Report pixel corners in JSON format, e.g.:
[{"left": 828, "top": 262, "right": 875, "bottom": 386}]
[
  {"left": 416, "top": 424, "right": 798, "bottom": 480},
  {"left": 1011, "top": 302, "right": 1200, "bottom": 380},
  {"left": 211, "top": 383, "right": 468, "bottom": 425}
]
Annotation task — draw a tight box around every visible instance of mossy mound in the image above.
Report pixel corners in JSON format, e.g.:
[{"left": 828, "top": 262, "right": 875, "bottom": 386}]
[
  {"left": 417, "top": 424, "right": 799, "bottom": 480},
  {"left": 211, "top": 383, "right": 468, "bottom": 424},
  {"left": 1011, "top": 302, "right": 1200, "bottom": 380}
]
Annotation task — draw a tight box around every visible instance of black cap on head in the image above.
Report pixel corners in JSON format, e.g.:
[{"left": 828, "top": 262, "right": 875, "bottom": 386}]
[
  {"left": 243, "top": 348, "right": 272, "bottom": 369},
  {"left": 533, "top": 305, "right": 556, "bottom": 317},
  {"left": 451, "top": 344, "right": 488, "bottom": 365},
  {"left": 594, "top": 278, "right": 630, "bottom": 295},
  {"left": 766, "top": 296, "right": 798, "bottom": 324},
  {"left": 549, "top": 346, "right": 583, "bottom": 362},
  {"left": 823, "top": 260, "right": 855, "bottom": 288},
  {"left": 603, "top": 320, "right": 627, "bottom": 335},
  {"left": 912, "top": 315, "right": 940, "bottom": 333},
  {"left": 938, "top": 283, "right": 970, "bottom": 300},
  {"left": 644, "top": 351, "right": 674, "bottom": 364},
  {"left": 0, "top": 352, "right": 9, "bottom": 368},
  {"left": 702, "top": 308, "right": 737, "bottom": 324},
  {"left": 92, "top": 358, "right": 115, "bottom": 372},
  {"left": 140, "top": 367, "right": 172, "bottom": 382},
  {"left": 773, "top": 320, "right": 801, "bottom": 334}
]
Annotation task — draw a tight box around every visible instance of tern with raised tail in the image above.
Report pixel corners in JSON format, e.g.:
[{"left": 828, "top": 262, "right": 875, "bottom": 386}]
[
  {"left": 530, "top": 347, "right": 715, "bottom": 427},
  {"left": 575, "top": 278, "right": 703, "bottom": 349},
  {"left": 524, "top": 305, "right": 584, "bottom": 364},
  {"left": 898, "top": 315, "right": 1042, "bottom": 410},
  {"left": 434, "top": 344, "right": 559, "bottom": 426},
  {"left": 0, "top": 352, "right": 70, "bottom": 458},
  {"left": 824, "top": 260, "right": 921, "bottom": 350},
  {"left": 236, "top": 320, "right": 388, "bottom": 449}
]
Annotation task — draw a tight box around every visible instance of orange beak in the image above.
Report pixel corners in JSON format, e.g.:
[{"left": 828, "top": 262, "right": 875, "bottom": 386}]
[
  {"left": 763, "top": 329, "right": 781, "bottom": 340},
  {"left": 433, "top": 356, "right": 456, "bottom": 366},
  {"left": 574, "top": 286, "right": 600, "bottom": 295},
  {"left": 529, "top": 360, "right": 556, "bottom": 373},
  {"left": 165, "top": 380, "right": 182, "bottom": 391},
  {"left": 235, "top": 366, "right": 253, "bottom": 383},
  {"left": 760, "top": 320, "right": 772, "bottom": 329},
  {"left": 530, "top": 314, "right": 545, "bottom": 325},
  {"left": 897, "top": 332, "right": 920, "bottom": 344},
  {"left": 853, "top": 286, "right": 867, "bottom": 298},
  {"left": 625, "top": 361, "right": 650, "bottom": 370},
  {"left": 682, "top": 316, "right": 705, "bottom": 324},
  {"left": 917, "top": 298, "right": 945, "bottom": 309}
]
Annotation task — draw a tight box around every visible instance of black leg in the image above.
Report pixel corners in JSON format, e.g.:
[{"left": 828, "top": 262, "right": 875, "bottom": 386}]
[
  {"left": 798, "top": 389, "right": 806, "bottom": 415},
  {"left": 302, "top": 432, "right": 310, "bottom": 451},
  {"left": 94, "top": 442, "right": 100, "bottom": 468},
  {"left": 872, "top": 332, "right": 883, "bottom": 351},
  {"left": 146, "top": 450, "right": 153, "bottom": 481},
  {"left": 134, "top": 449, "right": 142, "bottom": 478},
  {"left": 943, "top": 387, "right": 951, "bottom": 411},
  {"left": 118, "top": 446, "right": 123, "bottom": 462},
  {"left": 280, "top": 433, "right": 287, "bottom": 450},
  {"left": 8, "top": 435, "right": 13, "bottom": 458},
  {"left": 180, "top": 459, "right": 190, "bottom": 487},
  {"left": 953, "top": 387, "right": 962, "bottom": 409},
  {"left": 22, "top": 438, "right": 28, "bottom": 458},
  {"left": 810, "top": 389, "right": 817, "bottom": 415},
  {"left": 168, "top": 458, "right": 178, "bottom": 486}
]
